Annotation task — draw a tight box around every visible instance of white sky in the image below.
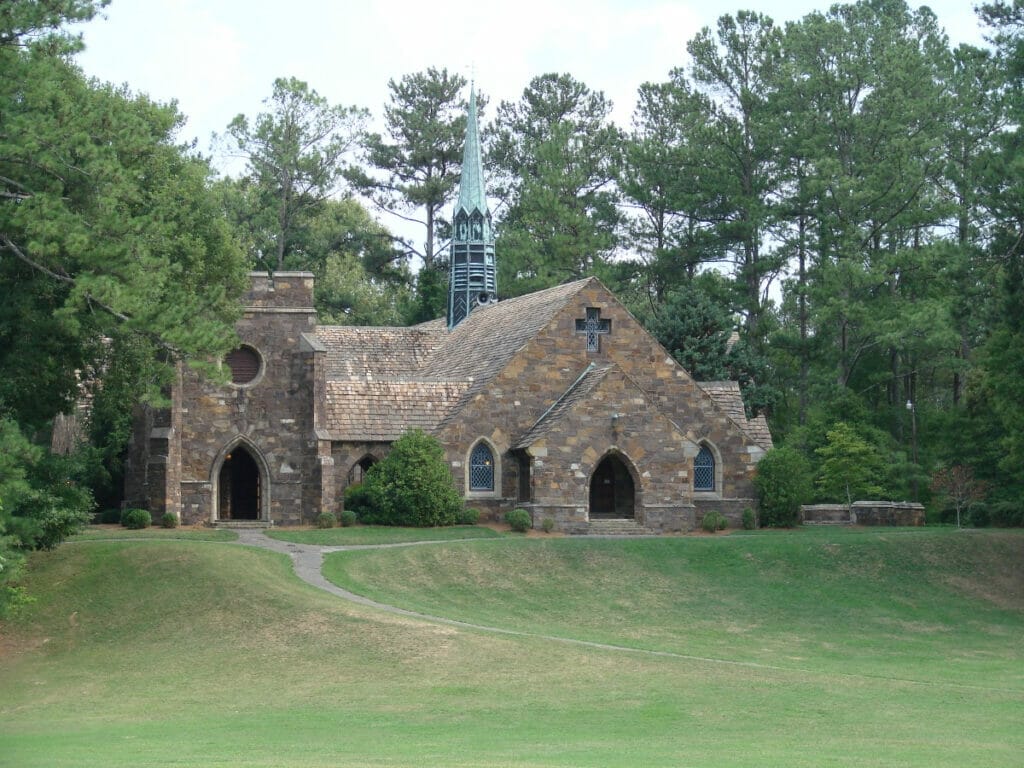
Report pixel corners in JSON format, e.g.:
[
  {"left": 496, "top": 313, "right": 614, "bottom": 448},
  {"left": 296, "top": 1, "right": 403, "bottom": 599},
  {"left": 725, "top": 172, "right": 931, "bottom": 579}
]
[{"left": 75, "top": 0, "right": 988, "bottom": 157}]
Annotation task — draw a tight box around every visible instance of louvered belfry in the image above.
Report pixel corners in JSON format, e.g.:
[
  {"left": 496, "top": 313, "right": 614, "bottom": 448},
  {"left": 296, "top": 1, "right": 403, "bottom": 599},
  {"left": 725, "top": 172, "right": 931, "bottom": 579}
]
[{"left": 448, "top": 85, "right": 497, "bottom": 329}]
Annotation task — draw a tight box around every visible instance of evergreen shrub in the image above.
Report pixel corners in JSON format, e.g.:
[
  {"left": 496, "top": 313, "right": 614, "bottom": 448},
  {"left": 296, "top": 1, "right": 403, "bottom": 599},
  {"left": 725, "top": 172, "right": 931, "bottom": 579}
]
[
  {"left": 990, "top": 501, "right": 1024, "bottom": 527},
  {"left": 343, "top": 483, "right": 377, "bottom": 521},
  {"left": 160, "top": 512, "right": 178, "bottom": 529},
  {"left": 541, "top": 517, "right": 555, "bottom": 533},
  {"left": 316, "top": 512, "right": 336, "bottom": 529},
  {"left": 702, "top": 510, "right": 727, "bottom": 532},
  {"left": 339, "top": 509, "right": 357, "bottom": 527},
  {"left": 98, "top": 508, "right": 122, "bottom": 524},
  {"left": 754, "top": 447, "right": 812, "bottom": 527},
  {"left": 966, "top": 501, "right": 989, "bottom": 528},
  {"left": 741, "top": 507, "right": 756, "bottom": 530},
  {"left": 356, "top": 430, "right": 462, "bottom": 527},
  {"left": 505, "top": 508, "right": 532, "bottom": 532},
  {"left": 456, "top": 507, "right": 480, "bottom": 525},
  {"left": 122, "top": 508, "right": 151, "bottom": 529}
]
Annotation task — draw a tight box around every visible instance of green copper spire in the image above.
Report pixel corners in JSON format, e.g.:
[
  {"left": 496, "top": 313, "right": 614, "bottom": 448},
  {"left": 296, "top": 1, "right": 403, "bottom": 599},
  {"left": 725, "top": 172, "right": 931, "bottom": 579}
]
[
  {"left": 448, "top": 83, "right": 497, "bottom": 329},
  {"left": 455, "top": 85, "right": 488, "bottom": 218}
]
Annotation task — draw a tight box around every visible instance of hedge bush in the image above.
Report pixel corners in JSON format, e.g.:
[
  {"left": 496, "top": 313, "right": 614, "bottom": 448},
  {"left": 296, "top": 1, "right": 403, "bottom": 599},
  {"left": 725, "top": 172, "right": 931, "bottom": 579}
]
[
  {"left": 356, "top": 430, "right": 462, "bottom": 527},
  {"left": 121, "top": 508, "right": 151, "bottom": 529},
  {"left": 98, "top": 508, "right": 122, "bottom": 524},
  {"left": 160, "top": 512, "right": 179, "bottom": 529},
  {"left": 505, "top": 508, "right": 532, "bottom": 532},
  {"left": 701, "top": 510, "right": 727, "bottom": 532},
  {"left": 339, "top": 509, "right": 357, "bottom": 527},
  {"left": 456, "top": 507, "right": 481, "bottom": 526},
  {"left": 741, "top": 507, "right": 756, "bottom": 530},
  {"left": 753, "top": 446, "right": 812, "bottom": 527},
  {"left": 316, "top": 512, "right": 336, "bottom": 529}
]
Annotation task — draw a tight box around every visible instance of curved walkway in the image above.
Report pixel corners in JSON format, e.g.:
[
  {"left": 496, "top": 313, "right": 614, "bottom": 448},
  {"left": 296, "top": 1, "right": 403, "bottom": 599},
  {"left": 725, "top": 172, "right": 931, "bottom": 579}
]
[{"left": 231, "top": 530, "right": 1016, "bottom": 693}]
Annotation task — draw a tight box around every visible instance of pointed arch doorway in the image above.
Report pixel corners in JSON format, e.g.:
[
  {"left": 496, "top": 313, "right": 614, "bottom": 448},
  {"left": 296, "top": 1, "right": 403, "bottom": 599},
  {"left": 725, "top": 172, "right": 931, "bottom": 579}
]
[
  {"left": 217, "top": 444, "right": 263, "bottom": 521},
  {"left": 588, "top": 454, "right": 636, "bottom": 520}
]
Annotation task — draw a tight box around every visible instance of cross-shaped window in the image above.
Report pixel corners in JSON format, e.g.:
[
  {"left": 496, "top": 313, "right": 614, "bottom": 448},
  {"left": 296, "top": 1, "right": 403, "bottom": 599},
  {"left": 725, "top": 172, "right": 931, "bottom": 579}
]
[{"left": 574, "top": 307, "right": 611, "bottom": 352}]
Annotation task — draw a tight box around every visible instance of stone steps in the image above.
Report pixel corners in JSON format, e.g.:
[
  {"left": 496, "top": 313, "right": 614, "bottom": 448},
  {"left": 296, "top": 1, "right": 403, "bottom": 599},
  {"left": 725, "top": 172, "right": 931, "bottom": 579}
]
[
  {"left": 582, "top": 518, "right": 655, "bottom": 536},
  {"left": 212, "top": 520, "right": 273, "bottom": 529}
]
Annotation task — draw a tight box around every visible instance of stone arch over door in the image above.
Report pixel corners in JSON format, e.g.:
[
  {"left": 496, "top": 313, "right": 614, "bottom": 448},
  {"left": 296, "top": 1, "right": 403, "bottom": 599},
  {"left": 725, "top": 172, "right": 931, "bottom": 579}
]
[
  {"left": 588, "top": 452, "right": 638, "bottom": 520},
  {"left": 211, "top": 437, "right": 271, "bottom": 522},
  {"left": 347, "top": 454, "right": 378, "bottom": 486}
]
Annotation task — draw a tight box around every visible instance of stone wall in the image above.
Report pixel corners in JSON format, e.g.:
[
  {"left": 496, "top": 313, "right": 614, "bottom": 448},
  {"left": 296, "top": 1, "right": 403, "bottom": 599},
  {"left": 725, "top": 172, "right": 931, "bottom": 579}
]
[{"left": 801, "top": 502, "right": 926, "bottom": 526}]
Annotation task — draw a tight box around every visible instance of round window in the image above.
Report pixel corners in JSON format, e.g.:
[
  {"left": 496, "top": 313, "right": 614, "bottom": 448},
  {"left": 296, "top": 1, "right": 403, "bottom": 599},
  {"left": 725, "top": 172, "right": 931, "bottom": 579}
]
[{"left": 225, "top": 346, "right": 261, "bottom": 385}]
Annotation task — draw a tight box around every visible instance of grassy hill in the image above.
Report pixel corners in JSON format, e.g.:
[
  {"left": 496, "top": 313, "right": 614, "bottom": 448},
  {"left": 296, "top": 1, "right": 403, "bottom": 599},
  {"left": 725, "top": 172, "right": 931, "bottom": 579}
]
[{"left": 1, "top": 528, "right": 1021, "bottom": 767}]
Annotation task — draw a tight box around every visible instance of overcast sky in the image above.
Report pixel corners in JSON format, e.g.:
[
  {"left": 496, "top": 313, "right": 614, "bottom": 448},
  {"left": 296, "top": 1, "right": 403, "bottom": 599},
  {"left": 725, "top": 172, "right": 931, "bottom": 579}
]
[{"left": 74, "top": 0, "right": 988, "bottom": 162}]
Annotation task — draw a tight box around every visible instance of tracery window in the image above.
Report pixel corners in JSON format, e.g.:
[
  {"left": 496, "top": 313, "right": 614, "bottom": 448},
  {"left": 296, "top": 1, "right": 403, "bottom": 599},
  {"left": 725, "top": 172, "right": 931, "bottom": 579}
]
[
  {"left": 469, "top": 442, "right": 495, "bottom": 492},
  {"left": 694, "top": 445, "right": 715, "bottom": 492}
]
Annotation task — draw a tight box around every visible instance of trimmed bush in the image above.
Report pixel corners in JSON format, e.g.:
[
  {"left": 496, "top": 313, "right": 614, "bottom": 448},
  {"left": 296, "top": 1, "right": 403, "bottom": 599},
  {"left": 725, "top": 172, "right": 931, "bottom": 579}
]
[
  {"left": 98, "top": 508, "right": 122, "bottom": 524},
  {"left": 357, "top": 430, "right": 462, "bottom": 527},
  {"left": 754, "top": 446, "right": 813, "bottom": 527},
  {"left": 505, "top": 508, "right": 532, "bottom": 532},
  {"left": 121, "top": 508, "right": 151, "bottom": 530},
  {"left": 339, "top": 509, "right": 357, "bottom": 527},
  {"left": 160, "top": 512, "right": 179, "bottom": 529},
  {"left": 741, "top": 507, "right": 756, "bottom": 530},
  {"left": 456, "top": 507, "right": 481, "bottom": 526},
  {"left": 702, "top": 510, "right": 727, "bottom": 532},
  {"left": 316, "top": 512, "right": 336, "bottom": 529},
  {"left": 541, "top": 517, "right": 555, "bottom": 534}
]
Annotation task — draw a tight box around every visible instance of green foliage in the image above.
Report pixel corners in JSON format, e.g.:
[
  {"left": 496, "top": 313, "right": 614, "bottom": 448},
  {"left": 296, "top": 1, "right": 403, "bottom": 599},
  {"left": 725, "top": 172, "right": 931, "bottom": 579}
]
[
  {"left": 505, "top": 508, "right": 532, "bottom": 533},
  {"left": 701, "top": 511, "right": 728, "bottom": 532},
  {"left": 338, "top": 509, "right": 357, "bottom": 528},
  {"left": 754, "top": 446, "right": 813, "bottom": 527},
  {"left": 356, "top": 430, "right": 462, "bottom": 527},
  {"left": 815, "top": 423, "right": 887, "bottom": 505},
  {"left": 455, "top": 508, "right": 481, "bottom": 526},
  {"left": 742, "top": 508, "right": 756, "bottom": 530},
  {"left": 541, "top": 517, "right": 556, "bottom": 534},
  {"left": 160, "top": 513, "right": 179, "bottom": 529},
  {"left": 989, "top": 501, "right": 1024, "bottom": 528},
  {"left": 315, "top": 512, "right": 336, "bottom": 529},
  {"left": 343, "top": 483, "right": 379, "bottom": 522},
  {"left": 98, "top": 508, "right": 122, "bottom": 524},
  {"left": 121, "top": 509, "right": 151, "bottom": 530}
]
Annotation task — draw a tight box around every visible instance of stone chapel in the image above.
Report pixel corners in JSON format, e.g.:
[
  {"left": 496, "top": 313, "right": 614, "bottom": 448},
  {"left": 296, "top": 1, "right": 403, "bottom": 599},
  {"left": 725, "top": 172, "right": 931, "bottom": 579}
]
[{"left": 124, "top": 88, "right": 772, "bottom": 533}]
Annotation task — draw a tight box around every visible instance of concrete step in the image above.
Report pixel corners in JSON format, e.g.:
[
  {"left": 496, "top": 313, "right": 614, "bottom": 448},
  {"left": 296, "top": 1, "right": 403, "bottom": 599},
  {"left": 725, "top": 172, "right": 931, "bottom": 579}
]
[
  {"left": 582, "top": 519, "right": 655, "bottom": 536},
  {"left": 212, "top": 520, "right": 273, "bottom": 529}
]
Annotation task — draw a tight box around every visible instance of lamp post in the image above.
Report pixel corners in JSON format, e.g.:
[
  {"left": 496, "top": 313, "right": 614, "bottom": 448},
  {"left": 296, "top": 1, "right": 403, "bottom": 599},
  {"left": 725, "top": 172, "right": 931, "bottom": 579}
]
[{"left": 906, "top": 400, "right": 918, "bottom": 501}]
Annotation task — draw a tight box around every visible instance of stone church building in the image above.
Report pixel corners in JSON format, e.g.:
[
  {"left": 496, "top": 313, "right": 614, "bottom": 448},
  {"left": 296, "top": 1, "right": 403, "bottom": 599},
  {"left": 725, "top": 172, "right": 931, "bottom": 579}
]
[{"left": 124, "top": 89, "right": 771, "bottom": 533}]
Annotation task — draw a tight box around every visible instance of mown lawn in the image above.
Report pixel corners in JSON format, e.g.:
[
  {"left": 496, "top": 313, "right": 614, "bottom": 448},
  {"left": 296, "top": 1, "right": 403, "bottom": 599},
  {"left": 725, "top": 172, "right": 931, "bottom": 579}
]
[
  {"left": 1, "top": 529, "right": 1021, "bottom": 767},
  {"left": 266, "top": 524, "right": 503, "bottom": 545},
  {"left": 69, "top": 525, "right": 238, "bottom": 542}
]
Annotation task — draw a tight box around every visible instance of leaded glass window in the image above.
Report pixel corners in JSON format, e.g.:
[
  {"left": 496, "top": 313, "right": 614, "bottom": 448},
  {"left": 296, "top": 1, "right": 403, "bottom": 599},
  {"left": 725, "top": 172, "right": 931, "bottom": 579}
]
[
  {"left": 694, "top": 445, "right": 715, "bottom": 491},
  {"left": 469, "top": 442, "right": 495, "bottom": 492},
  {"left": 574, "top": 307, "right": 611, "bottom": 352}
]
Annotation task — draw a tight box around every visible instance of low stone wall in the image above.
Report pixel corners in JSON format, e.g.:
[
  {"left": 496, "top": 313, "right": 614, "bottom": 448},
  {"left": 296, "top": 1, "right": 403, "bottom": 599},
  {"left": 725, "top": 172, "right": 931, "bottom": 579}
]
[
  {"left": 851, "top": 501, "right": 925, "bottom": 526},
  {"left": 802, "top": 501, "right": 926, "bottom": 526}
]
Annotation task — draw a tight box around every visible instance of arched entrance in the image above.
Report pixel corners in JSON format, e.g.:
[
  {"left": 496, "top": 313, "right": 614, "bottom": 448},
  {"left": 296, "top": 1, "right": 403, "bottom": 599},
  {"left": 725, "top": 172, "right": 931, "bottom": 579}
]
[
  {"left": 588, "top": 454, "right": 636, "bottom": 519},
  {"left": 217, "top": 445, "right": 262, "bottom": 520},
  {"left": 347, "top": 455, "right": 377, "bottom": 486}
]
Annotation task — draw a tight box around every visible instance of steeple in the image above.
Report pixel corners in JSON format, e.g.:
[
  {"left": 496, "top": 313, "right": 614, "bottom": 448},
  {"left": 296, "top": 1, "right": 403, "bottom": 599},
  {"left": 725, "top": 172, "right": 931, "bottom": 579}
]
[{"left": 448, "top": 84, "right": 497, "bottom": 330}]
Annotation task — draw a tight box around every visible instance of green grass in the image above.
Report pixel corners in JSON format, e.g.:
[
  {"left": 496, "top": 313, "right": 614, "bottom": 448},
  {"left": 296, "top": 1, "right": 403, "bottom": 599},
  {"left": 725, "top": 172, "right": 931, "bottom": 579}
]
[
  {"left": 1, "top": 530, "right": 1021, "bottom": 767},
  {"left": 69, "top": 525, "right": 237, "bottom": 542},
  {"left": 266, "top": 524, "right": 503, "bottom": 545}
]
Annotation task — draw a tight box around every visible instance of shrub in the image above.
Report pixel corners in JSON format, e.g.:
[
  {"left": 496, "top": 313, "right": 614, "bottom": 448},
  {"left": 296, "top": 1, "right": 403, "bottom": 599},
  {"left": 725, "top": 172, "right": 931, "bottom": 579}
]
[
  {"left": 160, "top": 512, "right": 179, "bottom": 529},
  {"left": 357, "top": 430, "right": 462, "bottom": 527},
  {"left": 966, "top": 501, "right": 989, "bottom": 528},
  {"left": 702, "top": 510, "right": 727, "bottom": 532},
  {"left": 741, "top": 507, "right": 756, "bottom": 530},
  {"left": 98, "top": 508, "right": 122, "bottom": 524},
  {"left": 343, "top": 483, "right": 378, "bottom": 521},
  {"left": 121, "top": 508, "right": 151, "bottom": 530},
  {"left": 505, "top": 508, "right": 532, "bottom": 532},
  {"left": 339, "top": 509, "right": 357, "bottom": 527},
  {"left": 316, "top": 512, "right": 336, "bottom": 529},
  {"left": 456, "top": 507, "right": 480, "bottom": 526},
  {"left": 541, "top": 517, "right": 555, "bottom": 533},
  {"left": 754, "top": 446, "right": 813, "bottom": 527},
  {"left": 990, "top": 501, "right": 1024, "bottom": 527}
]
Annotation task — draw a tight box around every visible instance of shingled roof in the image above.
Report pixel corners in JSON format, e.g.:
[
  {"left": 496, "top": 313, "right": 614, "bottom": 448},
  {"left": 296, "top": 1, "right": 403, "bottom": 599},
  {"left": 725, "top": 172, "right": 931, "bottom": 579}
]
[
  {"left": 513, "top": 363, "right": 614, "bottom": 449},
  {"left": 315, "top": 280, "right": 592, "bottom": 441},
  {"left": 698, "top": 380, "right": 773, "bottom": 450}
]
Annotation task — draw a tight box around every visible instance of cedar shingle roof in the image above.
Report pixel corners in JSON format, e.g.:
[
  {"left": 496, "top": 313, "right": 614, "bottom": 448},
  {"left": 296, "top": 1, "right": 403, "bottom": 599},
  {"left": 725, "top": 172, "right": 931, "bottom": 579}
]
[
  {"left": 698, "top": 380, "right": 773, "bottom": 450},
  {"left": 513, "top": 363, "right": 614, "bottom": 449},
  {"left": 316, "top": 279, "right": 592, "bottom": 441}
]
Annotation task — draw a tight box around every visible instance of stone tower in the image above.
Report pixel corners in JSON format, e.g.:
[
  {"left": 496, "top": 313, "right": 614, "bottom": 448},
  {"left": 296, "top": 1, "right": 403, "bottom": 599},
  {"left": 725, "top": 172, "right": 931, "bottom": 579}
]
[{"left": 448, "top": 85, "right": 497, "bottom": 329}]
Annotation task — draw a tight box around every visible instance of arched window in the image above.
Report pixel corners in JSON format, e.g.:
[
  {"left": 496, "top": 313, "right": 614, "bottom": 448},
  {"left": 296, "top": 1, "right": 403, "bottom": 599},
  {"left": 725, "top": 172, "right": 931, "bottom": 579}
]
[
  {"left": 694, "top": 445, "right": 715, "bottom": 491},
  {"left": 469, "top": 442, "right": 495, "bottom": 492}
]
